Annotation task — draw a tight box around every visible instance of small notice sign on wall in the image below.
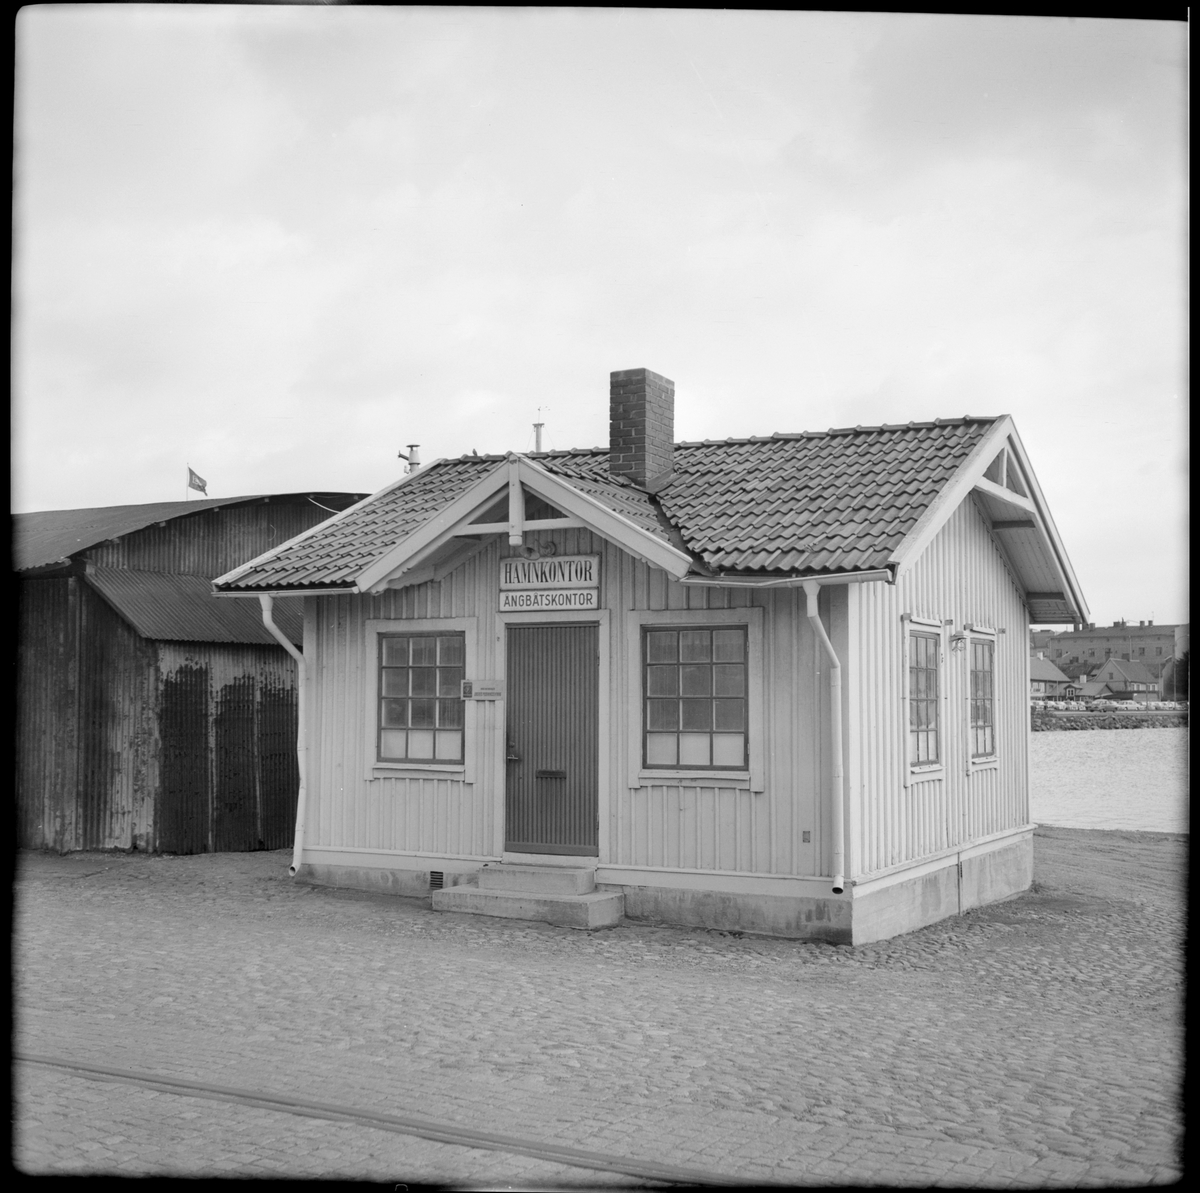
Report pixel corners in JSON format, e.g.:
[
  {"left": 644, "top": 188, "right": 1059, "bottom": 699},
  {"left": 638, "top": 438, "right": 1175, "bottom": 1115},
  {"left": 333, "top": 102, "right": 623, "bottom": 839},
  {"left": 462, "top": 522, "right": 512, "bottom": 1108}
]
[{"left": 499, "top": 554, "right": 600, "bottom": 611}]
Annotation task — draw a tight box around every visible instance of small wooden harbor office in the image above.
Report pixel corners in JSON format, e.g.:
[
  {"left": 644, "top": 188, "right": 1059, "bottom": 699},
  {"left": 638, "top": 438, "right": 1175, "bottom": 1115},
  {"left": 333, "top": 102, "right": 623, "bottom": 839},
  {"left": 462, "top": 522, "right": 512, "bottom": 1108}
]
[{"left": 214, "top": 369, "right": 1087, "bottom": 943}]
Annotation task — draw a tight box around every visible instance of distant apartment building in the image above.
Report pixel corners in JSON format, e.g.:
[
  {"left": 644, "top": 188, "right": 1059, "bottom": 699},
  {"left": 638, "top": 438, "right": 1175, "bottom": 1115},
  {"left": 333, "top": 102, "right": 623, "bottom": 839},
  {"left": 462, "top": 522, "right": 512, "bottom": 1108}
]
[{"left": 1034, "top": 620, "right": 1187, "bottom": 683}]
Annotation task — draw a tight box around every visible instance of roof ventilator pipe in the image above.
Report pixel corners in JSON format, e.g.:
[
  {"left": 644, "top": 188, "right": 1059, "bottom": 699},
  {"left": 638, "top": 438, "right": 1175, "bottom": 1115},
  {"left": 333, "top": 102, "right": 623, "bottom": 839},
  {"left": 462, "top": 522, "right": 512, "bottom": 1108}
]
[
  {"left": 802, "top": 580, "right": 845, "bottom": 895},
  {"left": 258, "top": 595, "right": 308, "bottom": 877}
]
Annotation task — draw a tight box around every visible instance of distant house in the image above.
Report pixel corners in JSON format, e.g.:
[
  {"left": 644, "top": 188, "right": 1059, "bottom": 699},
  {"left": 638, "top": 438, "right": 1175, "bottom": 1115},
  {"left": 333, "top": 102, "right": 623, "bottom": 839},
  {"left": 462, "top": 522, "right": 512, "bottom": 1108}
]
[
  {"left": 1090, "top": 656, "right": 1159, "bottom": 700},
  {"left": 1029, "top": 654, "right": 1075, "bottom": 699},
  {"left": 15, "top": 492, "right": 364, "bottom": 854},
  {"left": 214, "top": 367, "right": 1089, "bottom": 945}
]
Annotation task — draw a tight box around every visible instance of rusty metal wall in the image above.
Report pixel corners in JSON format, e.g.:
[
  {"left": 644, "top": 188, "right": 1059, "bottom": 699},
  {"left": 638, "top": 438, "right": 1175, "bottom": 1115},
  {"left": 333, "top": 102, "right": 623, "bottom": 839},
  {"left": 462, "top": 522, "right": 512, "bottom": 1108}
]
[
  {"left": 213, "top": 675, "right": 258, "bottom": 851},
  {"left": 75, "top": 578, "right": 159, "bottom": 851},
  {"left": 17, "top": 613, "right": 304, "bottom": 857},
  {"left": 158, "top": 660, "right": 211, "bottom": 853},
  {"left": 83, "top": 499, "right": 335, "bottom": 577},
  {"left": 16, "top": 578, "right": 78, "bottom": 851},
  {"left": 156, "top": 644, "right": 299, "bottom": 854},
  {"left": 17, "top": 577, "right": 160, "bottom": 853}
]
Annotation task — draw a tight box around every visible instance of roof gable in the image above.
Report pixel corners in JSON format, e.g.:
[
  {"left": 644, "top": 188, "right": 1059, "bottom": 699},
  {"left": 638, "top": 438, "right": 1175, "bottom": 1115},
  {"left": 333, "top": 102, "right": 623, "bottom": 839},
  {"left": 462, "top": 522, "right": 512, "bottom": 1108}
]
[
  {"left": 887, "top": 418, "right": 1088, "bottom": 624},
  {"left": 1030, "top": 656, "right": 1072, "bottom": 683},
  {"left": 1097, "top": 657, "right": 1156, "bottom": 684}
]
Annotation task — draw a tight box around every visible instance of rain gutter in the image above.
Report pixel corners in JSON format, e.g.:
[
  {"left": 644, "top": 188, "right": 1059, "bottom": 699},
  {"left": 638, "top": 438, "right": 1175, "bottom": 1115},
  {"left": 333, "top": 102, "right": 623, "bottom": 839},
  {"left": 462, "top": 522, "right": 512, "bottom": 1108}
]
[
  {"left": 802, "top": 579, "right": 846, "bottom": 895},
  {"left": 258, "top": 595, "right": 308, "bottom": 876},
  {"left": 680, "top": 567, "right": 894, "bottom": 588}
]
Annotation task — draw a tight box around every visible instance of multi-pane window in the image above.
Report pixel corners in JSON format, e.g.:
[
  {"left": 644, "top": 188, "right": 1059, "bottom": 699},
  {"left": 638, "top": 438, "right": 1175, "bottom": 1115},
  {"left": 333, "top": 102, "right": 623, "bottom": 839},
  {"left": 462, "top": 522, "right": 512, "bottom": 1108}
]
[
  {"left": 909, "top": 631, "right": 940, "bottom": 765},
  {"left": 970, "top": 639, "right": 995, "bottom": 757},
  {"left": 379, "top": 634, "right": 465, "bottom": 762},
  {"left": 644, "top": 626, "right": 748, "bottom": 769}
]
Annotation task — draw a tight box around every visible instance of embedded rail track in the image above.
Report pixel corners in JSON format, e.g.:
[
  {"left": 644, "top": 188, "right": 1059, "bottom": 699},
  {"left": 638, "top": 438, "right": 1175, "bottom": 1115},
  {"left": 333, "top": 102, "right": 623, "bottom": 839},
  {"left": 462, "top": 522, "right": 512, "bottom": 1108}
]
[{"left": 17, "top": 1052, "right": 764, "bottom": 1187}]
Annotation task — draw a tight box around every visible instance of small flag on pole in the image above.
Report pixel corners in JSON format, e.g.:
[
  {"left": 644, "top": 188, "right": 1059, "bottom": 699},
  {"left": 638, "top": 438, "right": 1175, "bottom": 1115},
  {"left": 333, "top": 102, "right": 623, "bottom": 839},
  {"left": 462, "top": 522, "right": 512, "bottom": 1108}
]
[{"left": 187, "top": 467, "right": 208, "bottom": 495}]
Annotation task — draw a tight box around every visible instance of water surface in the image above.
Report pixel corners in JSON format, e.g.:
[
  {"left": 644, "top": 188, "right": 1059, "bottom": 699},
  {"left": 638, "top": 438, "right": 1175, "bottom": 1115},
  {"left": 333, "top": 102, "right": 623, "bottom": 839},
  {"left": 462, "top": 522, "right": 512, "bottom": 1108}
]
[{"left": 1030, "top": 726, "right": 1188, "bottom": 833}]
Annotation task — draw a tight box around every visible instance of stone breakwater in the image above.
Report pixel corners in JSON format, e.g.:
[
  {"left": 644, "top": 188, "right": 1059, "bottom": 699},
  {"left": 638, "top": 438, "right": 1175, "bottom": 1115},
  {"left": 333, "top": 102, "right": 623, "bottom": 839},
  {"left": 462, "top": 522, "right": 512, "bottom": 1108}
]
[{"left": 1032, "top": 711, "right": 1188, "bottom": 732}]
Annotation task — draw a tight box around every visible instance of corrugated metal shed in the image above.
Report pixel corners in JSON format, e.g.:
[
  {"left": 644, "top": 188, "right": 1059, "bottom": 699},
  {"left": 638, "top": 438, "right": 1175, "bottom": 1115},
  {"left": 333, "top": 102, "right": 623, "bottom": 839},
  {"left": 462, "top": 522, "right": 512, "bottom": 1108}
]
[
  {"left": 13, "top": 493, "right": 363, "bottom": 573},
  {"left": 86, "top": 568, "right": 301, "bottom": 646},
  {"left": 16, "top": 491, "right": 362, "bottom": 855}
]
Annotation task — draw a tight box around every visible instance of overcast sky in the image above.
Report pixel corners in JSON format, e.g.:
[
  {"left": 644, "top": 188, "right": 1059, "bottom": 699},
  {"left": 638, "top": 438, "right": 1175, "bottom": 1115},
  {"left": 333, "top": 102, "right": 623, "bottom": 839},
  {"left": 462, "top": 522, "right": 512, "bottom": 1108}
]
[{"left": 13, "top": 8, "right": 1187, "bottom": 626}]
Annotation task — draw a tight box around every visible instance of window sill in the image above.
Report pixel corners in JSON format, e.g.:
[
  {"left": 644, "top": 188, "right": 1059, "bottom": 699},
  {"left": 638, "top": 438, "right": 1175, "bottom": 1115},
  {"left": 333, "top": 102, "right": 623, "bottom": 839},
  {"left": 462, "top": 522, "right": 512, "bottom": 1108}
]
[
  {"left": 908, "top": 764, "right": 945, "bottom": 781},
  {"left": 637, "top": 769, "right": 752, "bottom": 787},
  {"left": 370, "top": 763, "right": 467, "bottom": 780},
  {"left": 970, "top": 756, "right": 999, "bottom": 770}
]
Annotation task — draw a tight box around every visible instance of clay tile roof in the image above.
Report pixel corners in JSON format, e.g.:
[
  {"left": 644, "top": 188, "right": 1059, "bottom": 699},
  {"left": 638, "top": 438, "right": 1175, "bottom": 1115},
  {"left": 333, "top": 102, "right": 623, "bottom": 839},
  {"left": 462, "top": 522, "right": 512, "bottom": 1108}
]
[
  {"left": 215, "top": 418, "right": 998, "bottom": 590},
  {"left": 655, "top": 418, "right": 995, "bottom": 574},
  {"left": 214, "top": 460, "right": 500, "bottom": 591},
  {"left": 1029, "top": 655, "right": 1072, "bottom": 683}
]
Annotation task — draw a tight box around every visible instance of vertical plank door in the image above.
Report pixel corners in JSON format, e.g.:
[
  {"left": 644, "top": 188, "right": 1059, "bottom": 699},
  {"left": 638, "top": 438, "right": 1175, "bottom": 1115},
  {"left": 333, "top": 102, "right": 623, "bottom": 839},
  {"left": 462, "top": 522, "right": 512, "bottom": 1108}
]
[{"left": 505, "top": 624, "right": 598, "bottom": 855}]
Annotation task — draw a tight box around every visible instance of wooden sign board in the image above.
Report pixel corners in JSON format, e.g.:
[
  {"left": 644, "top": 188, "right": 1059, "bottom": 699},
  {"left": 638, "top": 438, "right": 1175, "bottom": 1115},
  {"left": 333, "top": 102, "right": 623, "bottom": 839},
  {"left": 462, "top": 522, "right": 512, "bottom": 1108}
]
[
  {"left": 461, "top": 680, "right": 504, "bottom": 701},
  {"left": 499, "top": 554, "right": 600, "bottom": 611}
]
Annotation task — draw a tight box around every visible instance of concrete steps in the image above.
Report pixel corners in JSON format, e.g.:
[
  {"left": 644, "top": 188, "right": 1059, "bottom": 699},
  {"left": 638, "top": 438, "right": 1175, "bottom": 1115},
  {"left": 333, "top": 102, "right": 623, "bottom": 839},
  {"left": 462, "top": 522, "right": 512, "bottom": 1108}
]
[{"left": 431, "top": 862, "right": 623, "bottom": 929}]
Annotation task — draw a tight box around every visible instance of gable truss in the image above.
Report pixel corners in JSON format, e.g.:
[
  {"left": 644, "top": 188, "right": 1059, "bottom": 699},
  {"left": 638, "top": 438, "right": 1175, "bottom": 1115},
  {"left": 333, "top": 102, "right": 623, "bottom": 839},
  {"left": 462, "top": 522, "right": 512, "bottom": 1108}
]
[{"left": 356, "top": 454, "right": 693, "bottom": 594}]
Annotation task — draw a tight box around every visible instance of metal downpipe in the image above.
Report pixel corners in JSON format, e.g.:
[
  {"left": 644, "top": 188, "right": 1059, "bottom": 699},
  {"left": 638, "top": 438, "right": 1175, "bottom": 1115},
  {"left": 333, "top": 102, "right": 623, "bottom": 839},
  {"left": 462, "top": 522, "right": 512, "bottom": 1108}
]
[
  {"left": 258, "top": 595, "right": 307, "bottom": 876},
  {"left": 802, "top": 580, "right": 845, "bottom": 894}
]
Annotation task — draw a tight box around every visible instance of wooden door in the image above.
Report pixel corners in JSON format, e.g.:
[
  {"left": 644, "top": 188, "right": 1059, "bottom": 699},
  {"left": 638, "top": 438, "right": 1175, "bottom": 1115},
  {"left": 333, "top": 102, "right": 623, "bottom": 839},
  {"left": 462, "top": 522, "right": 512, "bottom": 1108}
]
[{"left": 505, "top": 624, "right": 598, "bottom": 856}]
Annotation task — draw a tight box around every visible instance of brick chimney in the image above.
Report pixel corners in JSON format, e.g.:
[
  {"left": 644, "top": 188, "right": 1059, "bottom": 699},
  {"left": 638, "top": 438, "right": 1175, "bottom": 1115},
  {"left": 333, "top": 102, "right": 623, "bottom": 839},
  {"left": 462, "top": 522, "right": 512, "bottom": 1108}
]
[{"left": 609, "top": 368, "right": 674, "bottom": 490}]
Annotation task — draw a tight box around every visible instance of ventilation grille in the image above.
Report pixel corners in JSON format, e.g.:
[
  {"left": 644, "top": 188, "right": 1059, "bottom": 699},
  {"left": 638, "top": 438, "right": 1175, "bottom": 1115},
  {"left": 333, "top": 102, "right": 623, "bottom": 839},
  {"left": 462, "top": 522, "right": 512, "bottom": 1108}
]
[{"left": 429, "top": 870, "right": 444, "bottom": 890}]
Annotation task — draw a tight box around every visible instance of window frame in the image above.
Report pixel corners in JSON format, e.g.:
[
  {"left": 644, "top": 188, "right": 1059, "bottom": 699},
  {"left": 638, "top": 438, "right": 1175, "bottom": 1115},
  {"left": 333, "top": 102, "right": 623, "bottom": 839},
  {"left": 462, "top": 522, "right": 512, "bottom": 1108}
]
[
  {"left": 377, "top": 630, "right": 467, "bottom": 765},
  {"left": 902, "top": 614, "right": 946, "bottom": 782},
  {"left": 626, "top": 606, "right": 765, "bottom": 791},
  {"left": 967, "top": 628, "right": 998, "bottom": 766},
  {"left": 364, "top": 617, "right": 478, "bottom": 780},
  {"left": 641, "top": 623, "right": 750, "bottom": 773}
]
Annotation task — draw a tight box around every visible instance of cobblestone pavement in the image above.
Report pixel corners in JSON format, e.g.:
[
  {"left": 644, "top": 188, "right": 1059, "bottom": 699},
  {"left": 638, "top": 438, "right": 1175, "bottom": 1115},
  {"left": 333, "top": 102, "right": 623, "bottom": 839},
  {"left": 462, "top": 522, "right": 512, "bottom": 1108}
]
[{"left": 13, "top": 825, "right": 1185, "bottom": 1186}]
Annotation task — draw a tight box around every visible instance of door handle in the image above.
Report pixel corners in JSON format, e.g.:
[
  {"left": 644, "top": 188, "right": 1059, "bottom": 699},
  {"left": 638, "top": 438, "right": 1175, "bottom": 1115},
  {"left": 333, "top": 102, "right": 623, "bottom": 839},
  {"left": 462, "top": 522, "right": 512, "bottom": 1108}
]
[{"left": 506, "top": 753, "right": 521, "bottom": 762}]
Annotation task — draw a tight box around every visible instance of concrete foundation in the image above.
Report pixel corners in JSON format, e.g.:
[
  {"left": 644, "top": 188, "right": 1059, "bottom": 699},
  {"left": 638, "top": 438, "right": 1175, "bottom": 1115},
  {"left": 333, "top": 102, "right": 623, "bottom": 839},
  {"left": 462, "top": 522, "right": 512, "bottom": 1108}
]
[
  {"left": 291, "top": 830, "right": 1033, "bottom": 945},
  {"left": 293, "top": 862, "right": 472, "bottom": 899},
  {"left": 621, "top": 885, "right": 852, "bottom": 943},
  {"left": 851, "top": 833, "right": 1033, "bottom": 945}
]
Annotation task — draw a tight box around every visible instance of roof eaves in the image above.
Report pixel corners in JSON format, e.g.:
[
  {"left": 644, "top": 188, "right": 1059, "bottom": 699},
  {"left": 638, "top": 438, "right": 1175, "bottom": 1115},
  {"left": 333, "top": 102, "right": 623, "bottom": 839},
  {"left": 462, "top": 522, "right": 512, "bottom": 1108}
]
[
  {"left": 885, "top": 417, "right": 1009, "bottom": 577},
  {"left": 213, "top": 465, "right": 449, "bottom": 590}
]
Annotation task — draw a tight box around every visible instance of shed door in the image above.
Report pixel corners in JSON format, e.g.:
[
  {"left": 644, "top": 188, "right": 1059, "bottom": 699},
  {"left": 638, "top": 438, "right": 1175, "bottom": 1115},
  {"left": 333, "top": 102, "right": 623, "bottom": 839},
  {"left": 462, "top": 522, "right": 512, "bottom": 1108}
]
[{"left": 505, "top": 624, "right": 598, "bottom": 856}]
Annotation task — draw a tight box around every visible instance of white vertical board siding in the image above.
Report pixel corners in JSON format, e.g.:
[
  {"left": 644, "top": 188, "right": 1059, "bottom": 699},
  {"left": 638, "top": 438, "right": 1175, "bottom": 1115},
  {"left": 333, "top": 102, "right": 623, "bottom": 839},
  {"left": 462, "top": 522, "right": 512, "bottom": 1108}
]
[
  {"left": 304, "top": 526, "right": 824, "bottom": 876},
  {"left": 615, "top": 561, "right": 821, "bottom": 878},
  {"left": 307, "top": 540, "right": 503, "bottom": 858},
  {"left": 850, "top": 497, "right": 1029, "bottom": 876}
]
